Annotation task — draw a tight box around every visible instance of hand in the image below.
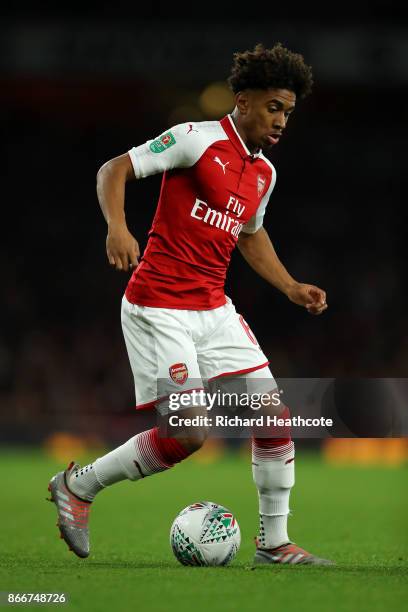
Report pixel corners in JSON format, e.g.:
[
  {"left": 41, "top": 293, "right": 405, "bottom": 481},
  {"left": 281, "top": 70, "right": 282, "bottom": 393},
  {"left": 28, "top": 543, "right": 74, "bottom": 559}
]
[
  {"left": 106, "top": 223, "right": 140, "bottom": 272},
  {"left": 287, "top": 282, "right": 328, "bottom": 315}
]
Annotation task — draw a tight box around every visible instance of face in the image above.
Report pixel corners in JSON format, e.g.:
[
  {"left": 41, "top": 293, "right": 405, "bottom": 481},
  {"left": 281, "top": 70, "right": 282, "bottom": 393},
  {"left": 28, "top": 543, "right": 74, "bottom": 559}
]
[{"left": 235, "top": 88, "right": 296, "bottom": 151}]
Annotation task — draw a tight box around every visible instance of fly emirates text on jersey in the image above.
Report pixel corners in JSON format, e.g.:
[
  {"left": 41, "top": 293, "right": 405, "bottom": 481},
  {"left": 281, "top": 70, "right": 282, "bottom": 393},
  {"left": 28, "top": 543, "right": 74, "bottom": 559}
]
[{"left": 190, "top": 196, "right": 245, "bottom": 238}]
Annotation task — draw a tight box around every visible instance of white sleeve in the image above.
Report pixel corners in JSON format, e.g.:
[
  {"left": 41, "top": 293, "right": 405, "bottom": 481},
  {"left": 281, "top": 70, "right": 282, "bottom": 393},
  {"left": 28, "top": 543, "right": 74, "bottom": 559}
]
[
  {"left": 128, "top": 122, "right": 206, "bottom": 178},
  {"left": 241, "top": 167, "right": 277, "bottom": 234}
]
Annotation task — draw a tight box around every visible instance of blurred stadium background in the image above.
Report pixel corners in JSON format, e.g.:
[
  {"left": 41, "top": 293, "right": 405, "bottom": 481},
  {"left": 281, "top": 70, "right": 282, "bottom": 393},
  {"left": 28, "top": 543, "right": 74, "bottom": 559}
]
[
  {"left": 1, "top": 7, "right": 407, "bottom": 611},
  {"left": 0, "top": 3, "right": 407, "bottom": 465}
]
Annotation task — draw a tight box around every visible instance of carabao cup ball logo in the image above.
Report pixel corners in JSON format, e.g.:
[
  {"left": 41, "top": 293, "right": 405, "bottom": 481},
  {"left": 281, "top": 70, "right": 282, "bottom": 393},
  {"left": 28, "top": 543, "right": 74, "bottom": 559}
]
[{"left": 169, "top": 363, "right": 189, "bottom": 385}]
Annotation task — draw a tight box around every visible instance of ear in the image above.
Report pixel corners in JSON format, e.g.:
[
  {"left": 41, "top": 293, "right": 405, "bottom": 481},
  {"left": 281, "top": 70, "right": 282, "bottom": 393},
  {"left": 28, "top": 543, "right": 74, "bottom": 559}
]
[{"left": 235, "top": 91, "right": 249, "bottom": 116}]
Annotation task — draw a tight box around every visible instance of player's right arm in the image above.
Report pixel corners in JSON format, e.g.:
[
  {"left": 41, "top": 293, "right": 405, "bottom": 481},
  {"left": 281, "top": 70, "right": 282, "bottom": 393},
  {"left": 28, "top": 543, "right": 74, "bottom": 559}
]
[
  {"left": 97, "top": 122, "right": 206, "bottom": 271},
  {"left": 96, "top": 153, "right": 140, "bottom": 272}
]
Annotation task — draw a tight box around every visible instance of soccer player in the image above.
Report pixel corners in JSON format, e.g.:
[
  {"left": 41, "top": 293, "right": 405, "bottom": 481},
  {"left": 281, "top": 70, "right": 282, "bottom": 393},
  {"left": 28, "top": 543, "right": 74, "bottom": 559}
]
[{"left": 48, "top": 43, "right": 331, "bottom": 565}]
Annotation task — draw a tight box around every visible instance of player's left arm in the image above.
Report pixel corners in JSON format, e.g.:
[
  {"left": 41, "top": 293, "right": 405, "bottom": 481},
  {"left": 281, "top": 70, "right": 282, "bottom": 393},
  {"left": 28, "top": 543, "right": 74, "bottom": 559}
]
[{"left": 237, "top": 227, "right": 328, "bottom": 315}]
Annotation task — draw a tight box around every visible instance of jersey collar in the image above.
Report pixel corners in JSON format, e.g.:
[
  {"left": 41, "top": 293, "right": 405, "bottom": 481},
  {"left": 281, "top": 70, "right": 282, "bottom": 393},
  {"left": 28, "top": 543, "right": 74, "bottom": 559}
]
[{"left": 220, "top": 114, "right": 263, "bottom": 160}]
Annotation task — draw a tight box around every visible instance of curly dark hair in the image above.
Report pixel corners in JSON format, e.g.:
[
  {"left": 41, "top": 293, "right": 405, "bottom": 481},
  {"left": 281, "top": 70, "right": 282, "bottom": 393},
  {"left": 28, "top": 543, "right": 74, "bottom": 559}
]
[{"left": 227, "top": 42, "right": 313, "bottom": 99}]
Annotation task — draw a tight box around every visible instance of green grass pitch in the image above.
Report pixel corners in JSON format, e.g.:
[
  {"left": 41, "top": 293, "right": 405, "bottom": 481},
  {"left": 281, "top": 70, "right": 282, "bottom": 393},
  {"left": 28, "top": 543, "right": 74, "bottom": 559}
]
[{"left": 0, "top": 447, "right": 407, "bottom": 612}]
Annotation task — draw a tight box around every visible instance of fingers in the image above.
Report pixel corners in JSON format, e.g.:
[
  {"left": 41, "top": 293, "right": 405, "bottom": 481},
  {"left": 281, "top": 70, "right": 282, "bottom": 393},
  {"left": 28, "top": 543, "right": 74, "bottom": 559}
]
[
  {"left": 107, "top": 252, "right": 123, "bottom": 270},
  {"left": 306, "top": 303, "right": 328, "bottom": 315},
  {"left": 106, "top": 233, "right": 140, "bottom": 272},
  {"left": 305, "top": 285, "right": 327, "bottom": 315},
  {"left": 308, "top": 287, "right": 326, "bottom": 303},
  {"left": 107, "top": 250, "right": 138, "bottom": 272}
]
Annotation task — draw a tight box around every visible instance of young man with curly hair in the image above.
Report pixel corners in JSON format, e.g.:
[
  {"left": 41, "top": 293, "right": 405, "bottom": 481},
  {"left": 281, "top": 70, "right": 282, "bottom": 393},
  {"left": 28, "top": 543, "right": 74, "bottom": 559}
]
[{"left": 48, "top": 43, "right": 331, "bottom": 565}]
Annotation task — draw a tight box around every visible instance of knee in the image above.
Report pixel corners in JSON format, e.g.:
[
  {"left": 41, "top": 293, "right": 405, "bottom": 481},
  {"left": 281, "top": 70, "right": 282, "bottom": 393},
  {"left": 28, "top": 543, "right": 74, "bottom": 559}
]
[
  {"left": 169, "top": 404, "right": 210, "bottom": 453},
  {"left": 177, "top": 426, "right": 209, "bottom": 454},
  {"left": 257, "top": 392, "right": 287, "bottom": 417}
]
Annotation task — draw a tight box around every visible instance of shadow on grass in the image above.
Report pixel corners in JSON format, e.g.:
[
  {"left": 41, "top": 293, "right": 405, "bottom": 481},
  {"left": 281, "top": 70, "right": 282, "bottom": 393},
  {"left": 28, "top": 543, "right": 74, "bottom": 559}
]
[
  {"left": 77, "top": 560, "right": 408, "bottom": 576},
  {"left": 85, "top": 561, "right": 256, "bottom": 570},
  {"left": 86, "top": 561, "right": 181, "bottom": 570},
  {"left": 2, "top": 555, "right": 406, "bottom": 577},
  {"left": 251, "top": 564, "right": 408, "bottom": 577}
]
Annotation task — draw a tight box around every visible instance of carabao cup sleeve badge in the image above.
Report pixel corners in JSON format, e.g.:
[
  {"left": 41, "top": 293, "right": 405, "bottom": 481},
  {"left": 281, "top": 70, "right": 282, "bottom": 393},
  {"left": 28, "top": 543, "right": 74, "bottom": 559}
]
[
  {"left": 169, "top": 363, "right": 189, "bottom": 385},
  {"left": 149, "top": 131, "right": 176, "bottom": 153}
]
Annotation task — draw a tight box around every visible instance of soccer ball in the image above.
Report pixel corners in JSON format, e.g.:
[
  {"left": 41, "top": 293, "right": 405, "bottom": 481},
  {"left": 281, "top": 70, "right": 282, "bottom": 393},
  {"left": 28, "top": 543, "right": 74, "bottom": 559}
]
[{"left": 170, "top": 501, "right": 241, "bottom": 566}]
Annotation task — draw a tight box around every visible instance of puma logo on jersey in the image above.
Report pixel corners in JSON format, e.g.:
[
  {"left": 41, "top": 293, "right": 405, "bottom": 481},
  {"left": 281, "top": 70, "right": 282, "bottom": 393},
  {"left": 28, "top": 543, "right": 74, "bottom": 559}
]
[
  {"left": 187, "top": 124, "right": 198, "bottom": 134},
  {"left": 213, "top": 156, "right": 230, "bottom": 174}
]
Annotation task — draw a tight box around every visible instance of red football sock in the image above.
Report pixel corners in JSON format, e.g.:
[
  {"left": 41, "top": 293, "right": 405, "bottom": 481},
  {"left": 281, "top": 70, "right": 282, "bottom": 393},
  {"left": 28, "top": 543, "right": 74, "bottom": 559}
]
[{"left": 152, "top": 428, "right": 191, "bottom": 465}]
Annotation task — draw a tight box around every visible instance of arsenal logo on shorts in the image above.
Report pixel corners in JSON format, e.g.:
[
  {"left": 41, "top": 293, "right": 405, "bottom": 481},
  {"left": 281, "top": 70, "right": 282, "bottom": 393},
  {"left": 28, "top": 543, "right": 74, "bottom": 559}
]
[{"left": 169, "top": 362, "right": 189, "bottom": 385}]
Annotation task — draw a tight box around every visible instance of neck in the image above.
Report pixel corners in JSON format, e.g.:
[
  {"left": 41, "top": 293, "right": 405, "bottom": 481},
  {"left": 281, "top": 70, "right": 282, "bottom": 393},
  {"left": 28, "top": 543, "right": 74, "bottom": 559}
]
[{"left": 230, "top": 108, "right": 258, "bottom": 154}]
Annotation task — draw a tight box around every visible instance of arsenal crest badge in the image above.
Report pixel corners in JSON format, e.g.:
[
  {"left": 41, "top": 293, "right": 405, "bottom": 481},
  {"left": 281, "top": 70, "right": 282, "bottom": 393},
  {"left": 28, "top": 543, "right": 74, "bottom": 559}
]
[
  {"left": 169, "top": 362, "right": 189, "bottom": 385},
  {"left": 257, "top": 174, "right": 266, "bottom": 197}
]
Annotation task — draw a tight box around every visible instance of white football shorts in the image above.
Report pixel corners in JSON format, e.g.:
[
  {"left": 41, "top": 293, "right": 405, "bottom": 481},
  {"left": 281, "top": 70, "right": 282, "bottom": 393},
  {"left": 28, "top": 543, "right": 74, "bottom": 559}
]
[{"left": 121, "top": 294, "right": 275, "bottom": 409}]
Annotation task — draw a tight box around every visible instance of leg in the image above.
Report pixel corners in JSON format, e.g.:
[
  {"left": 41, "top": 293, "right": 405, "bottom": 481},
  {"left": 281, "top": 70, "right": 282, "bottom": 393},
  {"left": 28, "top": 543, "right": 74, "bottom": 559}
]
[
  {"left": 47, "top": 296, "right": 207, "bottom": 558},
  {"left": 197, "top": 300, "right": 333, "bottom": 565},
  {"left": 48, "top": 406, "right": 208, "bottom": 559},
  {"left": 68, "top": 403, "right": 209, "bottom": 500},
  {"left": 247, "top": 371, "right": 333, "bottom": 565},
  {"left": 211, "top": 367, "right": 296, "bottom": 551},
  {"left": 252, "top": 431, "right": 295, "bottom": 550}
]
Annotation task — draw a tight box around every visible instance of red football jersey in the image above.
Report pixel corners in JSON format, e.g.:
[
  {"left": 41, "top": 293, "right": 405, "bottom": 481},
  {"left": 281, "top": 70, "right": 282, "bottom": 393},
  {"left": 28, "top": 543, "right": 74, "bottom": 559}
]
[{"left": 125, "top": 115, "right": 276, "bottom": 310}]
